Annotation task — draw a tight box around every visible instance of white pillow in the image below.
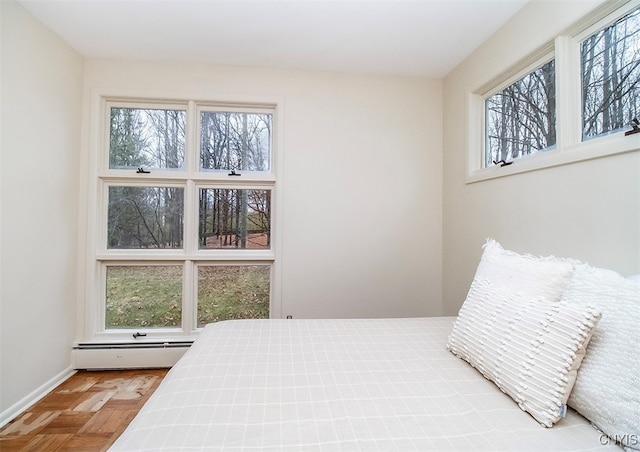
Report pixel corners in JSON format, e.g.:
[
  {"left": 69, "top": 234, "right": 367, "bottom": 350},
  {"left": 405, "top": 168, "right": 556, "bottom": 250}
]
[
  {"left": 563, "top": 264, "right": 640, "bottom": 450},
  {"left": 447, "top": 239, "right": 601, "bottom": 427},
  {"left": 449, "top": 285, "right": 601, "bottom": 427},
  {"left": 465, "top": 239, "right": 576, "bottom": 302}
]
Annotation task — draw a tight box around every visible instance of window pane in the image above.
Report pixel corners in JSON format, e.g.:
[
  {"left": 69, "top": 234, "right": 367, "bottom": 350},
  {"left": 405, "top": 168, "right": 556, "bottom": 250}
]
[
  {"left": 485, "top": 60, "right": 556, "bottom": 167},
  {"left": 582, "top": 6, "right": 640, "bottom": 140},
  {"left": 200, "top": 111, "right": 271, "bottom": 172},
  {"left": 197, "top": 265, "right": 270, "bottom": 327},
  {"left": 108, "top": 186, "right": 184, "bottom": 249},
  {"left": 106, "top": 265, "right": 182, "bottom": 329},
  {"left": 109, "top": 107, "right": 185, "bottom": 169},
  {"left": 199, "top": 188, "right": 270, "bottom": 249}
]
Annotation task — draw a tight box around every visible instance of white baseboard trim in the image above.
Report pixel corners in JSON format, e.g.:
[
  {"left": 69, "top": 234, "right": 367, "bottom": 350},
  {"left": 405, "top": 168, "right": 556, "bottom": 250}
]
[
  {"left": 0, "top": 366, "right": 76, "bottom": 429},
  {"left": 72, "top": 347, "right": 188, "bottom": 370}
]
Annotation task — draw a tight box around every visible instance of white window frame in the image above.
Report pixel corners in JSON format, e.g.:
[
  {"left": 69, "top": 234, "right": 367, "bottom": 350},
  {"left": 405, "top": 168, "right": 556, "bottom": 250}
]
[
  {"left": 481, "top": 50, "right": 557, "bottom": 169},
  {"left": 466, "top": 0, "right": 640, "bottom": 184},
  {"left": 79, "top": 89, "right": 283, "bottom": 343}
]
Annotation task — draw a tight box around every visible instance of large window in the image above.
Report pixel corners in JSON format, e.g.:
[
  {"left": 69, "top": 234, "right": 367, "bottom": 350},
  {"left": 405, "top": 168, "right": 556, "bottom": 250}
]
[
  {"left": 472, "top": 1, "right": 640, "bottom": 181},
  {"left": 92, "top": 101, "right": 277, "bottom": 339}
]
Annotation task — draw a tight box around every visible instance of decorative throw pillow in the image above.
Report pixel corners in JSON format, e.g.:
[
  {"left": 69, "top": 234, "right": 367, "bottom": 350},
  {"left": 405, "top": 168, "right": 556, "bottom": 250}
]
[
  {"left": 563, "top": 264, "right": 640, "bottom": 450},
  {"left": 449, "top": 287, "right": 601, "bottom": 427},
  {"left": 447, "top": 239, "right": 600, "bottom": 427}
]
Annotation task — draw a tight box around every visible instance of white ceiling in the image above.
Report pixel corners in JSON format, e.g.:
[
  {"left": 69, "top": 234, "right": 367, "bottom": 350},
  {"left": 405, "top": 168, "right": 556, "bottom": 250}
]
[{"left": 17, "top": 0, "right": 528, "bottom": 78}]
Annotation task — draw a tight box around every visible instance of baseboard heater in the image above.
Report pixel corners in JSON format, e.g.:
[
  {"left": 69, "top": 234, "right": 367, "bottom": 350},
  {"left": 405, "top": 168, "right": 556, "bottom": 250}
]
[{"left": 73, "top": 341, "right": 193, "bottom": 370}]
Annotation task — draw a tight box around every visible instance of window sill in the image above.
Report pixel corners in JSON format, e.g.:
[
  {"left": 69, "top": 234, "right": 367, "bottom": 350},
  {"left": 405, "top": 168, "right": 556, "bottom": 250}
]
[{"left": 466, "top": 131, "right": 640, "bottom": 184}]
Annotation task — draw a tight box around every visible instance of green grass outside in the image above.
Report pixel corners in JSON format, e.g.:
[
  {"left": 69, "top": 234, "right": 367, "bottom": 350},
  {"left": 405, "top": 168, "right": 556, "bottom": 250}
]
[
  {"left": 105, "top": 265, "right": 269, "bottom": 329},
  {"left": 197, "top": 266, "right": 270, "bottom": 327}
]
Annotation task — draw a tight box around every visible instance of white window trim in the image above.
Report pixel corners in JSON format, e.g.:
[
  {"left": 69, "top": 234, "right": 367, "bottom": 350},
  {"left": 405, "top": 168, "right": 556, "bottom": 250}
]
[
  {"left": 78, "top": 88, "right": 285, "bottom": 343},
  {"left": 466, "top": 0, "right": 640, "bottom": 184}
]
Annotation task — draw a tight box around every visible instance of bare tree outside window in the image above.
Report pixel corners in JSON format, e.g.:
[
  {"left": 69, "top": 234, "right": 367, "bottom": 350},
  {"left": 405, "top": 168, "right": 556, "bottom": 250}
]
[
  {"left": 200, "top": 112, "right": 271, "bottom": 172},
  {"left": 485, "top": 60, "right": 556, "bottom": 167},
  {"left": 199, "top": 188, "right": 271, "bottom": 249},
  {"left": 108, "top": 186, "right": 184, "bottom": 249},
  {"left": 109, "top": 107, "right": 185, "bottom": 170},
  {"left": 582, "top": 6, "right": 640, "bottom": 139}
]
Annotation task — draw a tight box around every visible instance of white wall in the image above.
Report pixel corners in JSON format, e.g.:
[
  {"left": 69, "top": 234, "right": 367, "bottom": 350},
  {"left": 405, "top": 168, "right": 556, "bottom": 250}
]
[
  {"left": 80, "top": 60, "right": 443, "bottom": 325},
  {"left": 0, "top": 3, "right": 441, "bottom": 417},
  {"left": 442, "top": 0, "right": 640, "bottom": 315},
  {"left": 0, "top": 0, "right": 83, "bottom": 418},
  {"left": 7, "top": 0, "right": 639, "bottom": 425}
]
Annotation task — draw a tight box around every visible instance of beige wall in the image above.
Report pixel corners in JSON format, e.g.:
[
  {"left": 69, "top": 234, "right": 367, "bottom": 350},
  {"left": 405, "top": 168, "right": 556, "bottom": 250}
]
[
  {"left": 1, "top": 1, "right": 442, "bottom": 420},
  {"left": 442, "top": 0, "right": 640, "bottom": 315},
  {"left": 80, "top": 61, "right": 443, "bottom": 323},
  {"left": 1, "top": 0, "right": 83, "bottom": 417},
  {"left": 11, "top": 0, "right": 638, "bottom": 424}
]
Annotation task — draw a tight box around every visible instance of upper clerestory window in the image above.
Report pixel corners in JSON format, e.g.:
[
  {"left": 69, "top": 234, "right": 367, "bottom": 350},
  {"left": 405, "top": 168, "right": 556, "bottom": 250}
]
[
  {"left": 581, "top": 5, "right": 640, "bottom": 141},
  {"left": 484, "top": 59, "right": 556, "bottom": 168},
  {"left": 469, "top": 1, "right": 640, "bottom": 183}
]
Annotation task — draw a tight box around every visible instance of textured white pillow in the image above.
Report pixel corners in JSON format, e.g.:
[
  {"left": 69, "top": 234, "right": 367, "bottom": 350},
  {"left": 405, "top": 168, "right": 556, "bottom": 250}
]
[
  {"left": 449, "top": 286, "right": 601, "bottom": 427},
  {"left": 563, "top": 264, "right": 640, "bottom": 450},
  {"left": 447, "top": 240, "right": 601, "bottom": 427}
]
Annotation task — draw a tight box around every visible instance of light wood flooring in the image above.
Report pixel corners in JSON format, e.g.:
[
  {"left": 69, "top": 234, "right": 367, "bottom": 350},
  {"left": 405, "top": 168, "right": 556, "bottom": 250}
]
[{"left": 0, "top": 368, "right": 169, "bottom": 451}]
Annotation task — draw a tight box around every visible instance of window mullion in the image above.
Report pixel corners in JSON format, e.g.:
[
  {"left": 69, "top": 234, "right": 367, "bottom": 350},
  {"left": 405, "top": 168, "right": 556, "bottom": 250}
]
[
  {"left": 183, "top": 100, "right": 198, "bottom": 333},
  {"left": 183, "top": 180, "right": 197, "bottom": 255},
  {"left": 182, "top": 260, "right": 195, "bottom": 334},
  {"left": 554, "top": 35, "right": 581, "bottom": 151},
  {"left": 183, "top": 100, "right": 198, "bottom": 255},
  {"left": 187, "top": 100, "right": 199, "bottom": 175},
  {"left": 182, "top": 102, "right": 198, "bottom": 334}
]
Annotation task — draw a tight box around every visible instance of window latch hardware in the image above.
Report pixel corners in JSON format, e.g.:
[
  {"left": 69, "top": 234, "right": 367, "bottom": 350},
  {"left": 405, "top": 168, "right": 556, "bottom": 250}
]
[
  {"left": 136, "top": 167, "right": 150, "bottom": 174},
  {"left": 492, "top": 159, "right": 513, "bottom": 167},
  {"left": 133, "top": 332, "right": 147, "bottom": 339},
  {"left": 228, "top": 170, "right": 241, "bottom": 176},
  {"left": 625, "top": 118, "right": 639, "bottom": 136}
]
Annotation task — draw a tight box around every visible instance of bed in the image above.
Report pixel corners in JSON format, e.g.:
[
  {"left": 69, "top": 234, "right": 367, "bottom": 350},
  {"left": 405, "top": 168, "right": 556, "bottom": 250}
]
[{"left": 110, "top": 241, "right": 639, "bottom": 451}]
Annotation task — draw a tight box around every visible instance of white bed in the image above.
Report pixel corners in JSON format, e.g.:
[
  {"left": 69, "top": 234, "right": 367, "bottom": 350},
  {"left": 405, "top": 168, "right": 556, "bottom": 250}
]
[
  {"left": 111, "top": 240, "right": 639, "bottom": 451},
  {"left": 110, "top": 317, "right": 615, "bottom": 451}
]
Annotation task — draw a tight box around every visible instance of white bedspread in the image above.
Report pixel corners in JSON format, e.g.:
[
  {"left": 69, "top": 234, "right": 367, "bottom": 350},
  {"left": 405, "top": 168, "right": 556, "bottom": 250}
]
[{"left": 110, "top": 317, "right": 615, "bottom": 451}]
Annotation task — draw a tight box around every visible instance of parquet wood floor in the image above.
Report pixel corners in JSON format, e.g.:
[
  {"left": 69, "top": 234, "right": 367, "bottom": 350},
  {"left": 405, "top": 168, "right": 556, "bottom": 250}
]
[{"left": 0, "top": 368, "right": 169, "bottom": 451}]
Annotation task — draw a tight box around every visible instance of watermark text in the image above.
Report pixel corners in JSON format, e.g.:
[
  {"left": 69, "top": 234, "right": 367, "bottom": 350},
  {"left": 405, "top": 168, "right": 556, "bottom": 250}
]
[{"left": 599, "top": 433, "right": 639, "bottom": 447}]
